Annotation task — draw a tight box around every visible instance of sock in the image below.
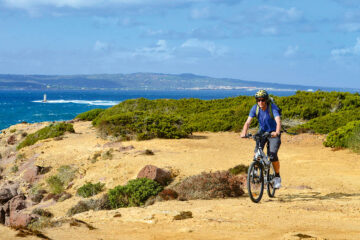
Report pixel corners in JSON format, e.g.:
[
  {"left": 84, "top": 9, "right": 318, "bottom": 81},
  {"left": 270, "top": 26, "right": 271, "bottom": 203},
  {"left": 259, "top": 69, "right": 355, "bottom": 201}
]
[{"left": 275, "top": 173, "right": 280, "bottom": 178}]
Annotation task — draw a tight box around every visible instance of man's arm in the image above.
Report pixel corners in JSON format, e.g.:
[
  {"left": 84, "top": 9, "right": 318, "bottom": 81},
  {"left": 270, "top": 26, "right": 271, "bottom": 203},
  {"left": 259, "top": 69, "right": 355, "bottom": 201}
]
[
  {"left": 240, "top": 116, "right": 253, "bottom": 138},
  {"left": 271, "top": 116, "right": 281, "bottom": 137}
]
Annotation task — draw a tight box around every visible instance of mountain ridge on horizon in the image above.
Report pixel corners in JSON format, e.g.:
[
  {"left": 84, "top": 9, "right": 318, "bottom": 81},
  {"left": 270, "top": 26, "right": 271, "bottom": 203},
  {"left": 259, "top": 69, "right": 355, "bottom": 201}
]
[{"left": 0, "top": 72, "right": 357, "bottom": 92}]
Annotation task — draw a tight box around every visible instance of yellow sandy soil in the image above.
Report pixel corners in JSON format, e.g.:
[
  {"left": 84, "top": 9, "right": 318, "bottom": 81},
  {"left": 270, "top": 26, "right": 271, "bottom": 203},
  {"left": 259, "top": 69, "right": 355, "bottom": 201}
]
[{"left": 0, "top": 121, "right": 359, "bottom": 240}]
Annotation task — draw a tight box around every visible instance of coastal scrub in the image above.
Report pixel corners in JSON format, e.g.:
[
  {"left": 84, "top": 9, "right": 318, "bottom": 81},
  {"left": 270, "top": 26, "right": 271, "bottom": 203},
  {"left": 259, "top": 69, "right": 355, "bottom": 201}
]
[{"left": 17, "top": 122, "right": 75, "bottom": 150}]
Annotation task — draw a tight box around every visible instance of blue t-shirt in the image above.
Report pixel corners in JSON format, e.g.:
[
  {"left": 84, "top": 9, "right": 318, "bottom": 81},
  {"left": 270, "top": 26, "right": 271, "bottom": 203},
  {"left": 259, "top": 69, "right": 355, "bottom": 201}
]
[{"left": 249, "top": 103, "right": 280, "bottom": 132}]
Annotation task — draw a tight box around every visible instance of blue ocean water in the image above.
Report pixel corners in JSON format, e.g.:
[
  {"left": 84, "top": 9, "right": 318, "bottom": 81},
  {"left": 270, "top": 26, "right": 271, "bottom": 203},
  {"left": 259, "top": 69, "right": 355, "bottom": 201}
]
[{"left": 1, "top": 89, "right": 297, "bottom": 131}]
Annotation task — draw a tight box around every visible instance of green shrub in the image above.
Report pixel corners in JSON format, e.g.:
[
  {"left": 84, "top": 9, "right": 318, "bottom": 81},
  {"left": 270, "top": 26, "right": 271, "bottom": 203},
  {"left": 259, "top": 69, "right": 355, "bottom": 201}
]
[
  {"left": 348, "top": 126, "right": 360, "bottom": 153},
  {"left": 97, "top": 112, "right": 191, "bottom": 140},
  {"left": 11, "top": 165, "right": 18, "bottom": 173},
  {"left": 10, "top": 129, "right": 16, "bottom": 133},
  {"left": 77, "top": 182, "right": 105, "bottom": 198},
  {"left": 46, "top": 165, "right": 77, "bottom": 194},
  {"left": 323, "top": 121, "right": 360, "bottom": 150},
  {"left": 289, "top": 110, "right": 360, "bottom": 134},
  {"left": 46, "top": 175, "right": 64, "bottom": 194},
  {"left": 108, "top": 178, "right": 163, "bottom": 209},
  {"left": 75, "top": 108, "right": 105, "bottom": 121},
  {"left": 57, "top": 165, "right": 77, "bottom": 186},
  {"left": 229, "top": 164, "right": 249, "bottom": 175},
  {"left": 17, "top": 122, "right": 75, "bottom": 150}
]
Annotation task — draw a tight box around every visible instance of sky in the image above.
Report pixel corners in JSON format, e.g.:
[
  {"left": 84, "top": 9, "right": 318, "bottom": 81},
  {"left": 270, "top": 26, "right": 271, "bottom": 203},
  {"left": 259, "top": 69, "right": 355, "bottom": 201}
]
[{"left": 0, "top": 0, "right": 360, "bottom": 88}]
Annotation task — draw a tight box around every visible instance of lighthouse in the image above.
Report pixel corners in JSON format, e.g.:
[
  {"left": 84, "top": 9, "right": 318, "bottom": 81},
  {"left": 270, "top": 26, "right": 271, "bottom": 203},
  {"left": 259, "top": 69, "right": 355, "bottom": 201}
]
[{"left": 42, "top": 94, "right": 47, "bottom": 103}]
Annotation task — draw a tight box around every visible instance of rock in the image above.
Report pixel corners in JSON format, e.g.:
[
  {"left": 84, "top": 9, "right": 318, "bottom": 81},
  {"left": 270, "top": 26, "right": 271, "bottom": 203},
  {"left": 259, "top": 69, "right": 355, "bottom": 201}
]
[
  {"left": 7, "top": 135, "right": 17, "bottom": 145},
  {"left": 57, "top": 192, "right": 72, "bottom": 202},
  {"left": 29, "top": 190, "right": 47, "bottom": 204},
  {"left": 8, "top": 195, "right": 35, "bottom": 228},
  {"left": 0, "top": 188, "right": 14, "bottom": 204},
  {"left": 9, "top": 194, "right": 27, "bottom": 212},
  {"left": 22, "top": 166, "right": 41, "bottom": 183},
  {"left": 0, "top": 182, "right": 19, "bottom": 204},
  {"left": 159, "top": 189, "right": 178, "bottom": 200},
  {"left": 9, "top": 212, "right": 35, "bottom": 228},
  {"left": 137, "top": 165, "right": 171, "bottom": 186}
]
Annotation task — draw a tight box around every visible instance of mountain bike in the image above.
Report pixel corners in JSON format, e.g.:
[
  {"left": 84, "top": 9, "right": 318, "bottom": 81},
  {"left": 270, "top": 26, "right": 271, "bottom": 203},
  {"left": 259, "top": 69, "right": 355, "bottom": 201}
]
[{"left": 245, "top": 132, "right": 276, "bottom": 203}]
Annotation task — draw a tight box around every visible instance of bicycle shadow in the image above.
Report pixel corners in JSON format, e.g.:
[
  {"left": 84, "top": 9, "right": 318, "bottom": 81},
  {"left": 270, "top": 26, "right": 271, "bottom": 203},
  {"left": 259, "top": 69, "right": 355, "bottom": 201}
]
[{"left": 269, "top": 192, "right": 360, "bottom": 203}]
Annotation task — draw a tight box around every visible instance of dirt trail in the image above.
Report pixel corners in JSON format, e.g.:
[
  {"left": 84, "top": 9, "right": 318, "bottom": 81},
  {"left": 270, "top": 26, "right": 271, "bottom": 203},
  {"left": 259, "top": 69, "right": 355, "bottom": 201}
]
[{"left": 1, "top": 121, "right": 360, "bottom": 239}]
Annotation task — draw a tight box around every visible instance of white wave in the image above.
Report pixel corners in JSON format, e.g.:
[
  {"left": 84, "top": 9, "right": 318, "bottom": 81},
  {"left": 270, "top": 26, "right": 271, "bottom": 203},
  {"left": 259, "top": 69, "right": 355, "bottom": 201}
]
[{"left": 32, "top": 99, "right": 119, "bottom": 106}]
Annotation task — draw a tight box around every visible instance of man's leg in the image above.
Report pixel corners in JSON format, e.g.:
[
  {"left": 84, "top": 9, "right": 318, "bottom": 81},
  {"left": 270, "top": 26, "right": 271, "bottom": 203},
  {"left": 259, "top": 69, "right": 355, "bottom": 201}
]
[{"left": 268, "top": 135, "right": 281, "bottom": 188}]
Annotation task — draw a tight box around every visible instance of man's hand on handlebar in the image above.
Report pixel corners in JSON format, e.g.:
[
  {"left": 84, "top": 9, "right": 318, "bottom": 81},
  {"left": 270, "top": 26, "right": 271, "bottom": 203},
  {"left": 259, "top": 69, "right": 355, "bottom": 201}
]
[{"left": 271, "top": 131, "right": 280, "bottom": 138}]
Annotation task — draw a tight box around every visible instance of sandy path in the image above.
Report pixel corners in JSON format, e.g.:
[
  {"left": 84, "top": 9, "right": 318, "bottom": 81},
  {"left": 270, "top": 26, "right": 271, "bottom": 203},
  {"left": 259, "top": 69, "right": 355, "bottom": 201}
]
[{"left": 2, "top": 121, "right": 360, "bottom": 239}]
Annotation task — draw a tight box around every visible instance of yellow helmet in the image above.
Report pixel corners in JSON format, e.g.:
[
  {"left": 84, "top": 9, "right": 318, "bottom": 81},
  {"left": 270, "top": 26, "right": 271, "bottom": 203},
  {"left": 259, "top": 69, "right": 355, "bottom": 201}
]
[{"left": 255, "top": 89, "right": 269, "bottom": 100}]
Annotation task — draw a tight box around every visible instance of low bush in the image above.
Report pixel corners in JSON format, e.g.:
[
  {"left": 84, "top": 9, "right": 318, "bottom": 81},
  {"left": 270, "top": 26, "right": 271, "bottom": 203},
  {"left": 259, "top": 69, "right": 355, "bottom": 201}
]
[
  {"left": 46, "top": 176, "right": 64, "bottom": 194},
  {"left": 57, "top": 165, "right": 77, "bottom": 186},
  {"left": 97, "top": 112, "right": 191, "bottom": 140},
  {"left": 67, "top": 194, "right": 111, "bottom": 216},
  {"left": 108, "top": 178, "right": 163, "bottom": 209},
  {"left": 77, "top": 182, "right": 105, "bottom": 198},
  {"left": 228, "top": 164, "right": 249, "bottom": 175},
  {"left": 17, "top": 122, "right": 75, "bottom": 149},
  {"left": 11, "top": 165, "right": 18, "bottom": 173},
  {"left": 172, "top": 171, "right": 245, "bottom": 200},
  {"left": 46, "top": 165, "right": 77, "bottom": 194},
  {"left": 323, "top": 121, "right": 360, "bottom": 150},
  {"left": 10, "top": 129, "right": 16, "bottom": 133},
  {"left": 75, "top": 108, "right": 105, "bottom": 121},
  {"left": 289, "top": 110, "right": 360, "bottom": 134}
]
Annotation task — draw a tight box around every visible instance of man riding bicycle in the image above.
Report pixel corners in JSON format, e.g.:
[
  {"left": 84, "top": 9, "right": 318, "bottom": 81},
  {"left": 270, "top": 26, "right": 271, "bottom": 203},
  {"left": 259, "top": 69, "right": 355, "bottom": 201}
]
[{"left": 240, "top": 89, "right": 282, "bottom": 189}]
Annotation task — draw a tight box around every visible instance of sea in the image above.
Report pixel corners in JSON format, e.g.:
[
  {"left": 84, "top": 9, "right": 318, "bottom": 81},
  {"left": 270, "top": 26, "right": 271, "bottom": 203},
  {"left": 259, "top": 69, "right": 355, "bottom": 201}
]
[{"left": 0, "top": 88, "right": 355, "bottom": 131}]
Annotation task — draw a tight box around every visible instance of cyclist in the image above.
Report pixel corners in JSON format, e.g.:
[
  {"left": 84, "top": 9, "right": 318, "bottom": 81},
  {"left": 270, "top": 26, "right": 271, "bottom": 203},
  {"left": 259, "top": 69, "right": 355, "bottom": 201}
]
[{"left": 240, "top": 89, "right": 282, "bottom": 189}]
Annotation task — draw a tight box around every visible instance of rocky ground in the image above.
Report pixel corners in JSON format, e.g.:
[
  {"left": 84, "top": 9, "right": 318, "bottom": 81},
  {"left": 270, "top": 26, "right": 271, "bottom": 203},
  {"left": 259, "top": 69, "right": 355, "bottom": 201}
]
[{"left": 0, "top": 121, "right": 359, "bottom": 240}]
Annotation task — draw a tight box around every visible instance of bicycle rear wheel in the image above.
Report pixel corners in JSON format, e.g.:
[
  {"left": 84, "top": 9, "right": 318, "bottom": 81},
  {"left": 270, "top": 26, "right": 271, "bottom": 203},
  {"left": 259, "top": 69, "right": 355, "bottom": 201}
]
[
  {"left": 267, "top": 164, "right": 276, "bottom": 198},
  {"left": 247, "top": 161, "right": 264, "bottom": 203}
]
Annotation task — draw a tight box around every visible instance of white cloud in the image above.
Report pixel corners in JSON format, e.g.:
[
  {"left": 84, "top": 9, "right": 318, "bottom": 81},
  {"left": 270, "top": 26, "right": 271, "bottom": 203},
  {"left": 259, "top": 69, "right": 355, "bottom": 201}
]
[
  {"left": 191, "top": 7, "right": 211, "bottom": 19},
  {"left": 133, "top": 40, "right": 174, "bottom": 60},
  {"left": 94, "top": 41, "right": 109, "bottom": 52},
  {"left": 259, "top": 6, "right": 302, "bottom": 23},
  {"left": 338, "top": 23, "right": 360, "bottom": 32},
  {"left": 331, "top": 37, "right": 360, "bottom": 57},
  {"left": 284, "top": 45, "right": 299, "bottom": 57},
  {"left": 261, "top": 27, "right": 278, "bottom": 35},
  {"left": 181, "top": 38, "right": 227, "bottom": 56}
]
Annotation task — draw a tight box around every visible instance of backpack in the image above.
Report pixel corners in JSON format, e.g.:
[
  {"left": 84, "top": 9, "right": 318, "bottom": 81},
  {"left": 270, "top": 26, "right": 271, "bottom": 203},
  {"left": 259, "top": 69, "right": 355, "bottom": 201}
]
[{"left": 255, "top": 97, "right": 282, "bottom": 119}]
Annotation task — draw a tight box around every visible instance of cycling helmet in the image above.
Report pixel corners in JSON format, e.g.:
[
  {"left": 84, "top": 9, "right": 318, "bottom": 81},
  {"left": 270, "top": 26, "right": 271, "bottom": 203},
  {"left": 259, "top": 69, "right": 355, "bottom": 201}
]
[{"left": 254, "top": 89, "right": 269, "bottom": 100}]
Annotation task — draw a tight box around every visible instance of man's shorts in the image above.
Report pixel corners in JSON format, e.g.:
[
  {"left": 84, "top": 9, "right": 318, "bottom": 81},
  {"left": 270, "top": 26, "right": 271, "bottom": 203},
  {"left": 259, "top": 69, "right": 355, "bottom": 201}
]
[{"left": 254, "top": 132, "right": 281, "bottom": 162}]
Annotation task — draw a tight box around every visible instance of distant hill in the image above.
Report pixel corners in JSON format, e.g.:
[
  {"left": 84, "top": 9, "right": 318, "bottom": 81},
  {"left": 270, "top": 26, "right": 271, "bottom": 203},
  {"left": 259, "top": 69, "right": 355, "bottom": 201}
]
[{"left": 0, "top": 73, "right": 357, "bottom": 92}]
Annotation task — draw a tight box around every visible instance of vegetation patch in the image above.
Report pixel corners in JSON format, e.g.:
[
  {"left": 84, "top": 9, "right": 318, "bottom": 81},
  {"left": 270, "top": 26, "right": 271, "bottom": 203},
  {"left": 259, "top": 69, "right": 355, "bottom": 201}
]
[
  {"left": 108, "top": 178, "right": 163, "bottom": 209},
  {"left": 289, "top": 110, "right": 360, "bottom": 134},
  {"left": 228, "top": 164, "right": 249, "bottom": 175},
  {"left": 77, "top": 182, "right": 105, "bottom": 198},
  {"left": 95, "top": 111, "right": 191, "bottom": 140},
  {"left": 17, "top": 122, "right": 75, "bottom": 150},
  {"left": 172, "top": 171, "right": 244, "bottom": 200},
  {"left": 75, "top": 108, "right": 105, "bottom": 121},
  {"left": 46, "top": 176, "right": 64, "bottom": 194},
  {"left": 323, "top": 120, "right": 360, "bottom": 151},
  {"left": 173, "top": 211, "right": 193, "bottom": 220},
  {"left": 67, "top": 194, "right": 111, "bottom": 216},
  {"left": 46, "top": 165, "right": 77, "bottom": 194}
]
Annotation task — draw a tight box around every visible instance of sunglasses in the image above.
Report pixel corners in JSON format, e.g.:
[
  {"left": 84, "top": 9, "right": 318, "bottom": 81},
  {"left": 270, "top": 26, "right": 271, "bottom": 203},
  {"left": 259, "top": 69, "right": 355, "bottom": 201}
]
[{"left": 257, "top": 99, "right": 266, "bottom": 102}]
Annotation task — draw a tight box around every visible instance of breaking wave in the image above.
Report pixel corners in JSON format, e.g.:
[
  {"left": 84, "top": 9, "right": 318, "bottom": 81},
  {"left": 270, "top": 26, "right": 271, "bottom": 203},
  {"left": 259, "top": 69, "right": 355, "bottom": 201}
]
[{"left": 32, "top": 100, "right": 119, "bottom": 106}]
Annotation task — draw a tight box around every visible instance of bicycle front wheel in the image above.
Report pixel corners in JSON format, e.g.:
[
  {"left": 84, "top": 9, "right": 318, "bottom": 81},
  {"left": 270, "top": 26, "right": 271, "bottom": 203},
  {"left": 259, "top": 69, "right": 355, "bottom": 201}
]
[
  {"left": 267, "top": 164, "right": 276, "bottom": 198},
  {"left": 247, "top": 161, "right": 264, "bottom": 203}
]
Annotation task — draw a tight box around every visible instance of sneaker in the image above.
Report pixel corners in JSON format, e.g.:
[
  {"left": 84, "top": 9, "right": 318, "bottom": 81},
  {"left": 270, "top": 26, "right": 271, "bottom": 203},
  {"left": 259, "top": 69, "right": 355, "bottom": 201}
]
[{"left": 273, "top": 177, "right": 281, "bottom": 189}]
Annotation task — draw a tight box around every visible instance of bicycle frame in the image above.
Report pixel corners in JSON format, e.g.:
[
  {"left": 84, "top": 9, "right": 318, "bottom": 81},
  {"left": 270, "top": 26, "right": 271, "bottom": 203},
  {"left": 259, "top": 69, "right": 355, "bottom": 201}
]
[{"left": 251, "top": 133, "right": 273, "bottom": 185}]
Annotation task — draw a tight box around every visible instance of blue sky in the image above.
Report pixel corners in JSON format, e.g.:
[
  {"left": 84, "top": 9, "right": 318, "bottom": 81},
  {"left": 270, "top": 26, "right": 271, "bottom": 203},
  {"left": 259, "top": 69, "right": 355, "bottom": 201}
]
[{"left": 0, "top": 0, "right": 360, "bottom": 88}]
